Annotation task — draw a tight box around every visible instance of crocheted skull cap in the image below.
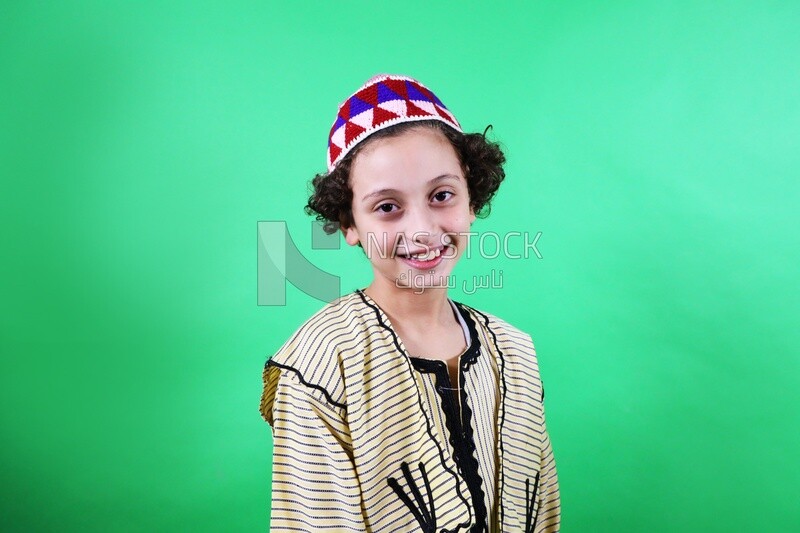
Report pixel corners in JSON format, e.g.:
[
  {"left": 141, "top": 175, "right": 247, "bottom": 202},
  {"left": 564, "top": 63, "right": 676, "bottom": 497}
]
[{"left": 326, "top": 74, "right": 463, "bottom": 172}]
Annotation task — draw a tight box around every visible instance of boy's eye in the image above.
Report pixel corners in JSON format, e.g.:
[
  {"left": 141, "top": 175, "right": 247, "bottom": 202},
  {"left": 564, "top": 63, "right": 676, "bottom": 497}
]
[
  {"left": 376, "top": 203, "right": 397, "bottom": 213},
  {"left": 433, "top": 191, "right": 454, "bottom": 202}
]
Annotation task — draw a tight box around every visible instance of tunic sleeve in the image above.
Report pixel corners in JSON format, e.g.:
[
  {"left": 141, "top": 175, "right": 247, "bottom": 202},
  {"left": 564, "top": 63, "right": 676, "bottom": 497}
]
[
  {"left": 534, "top": 398, "right": 561, "bottom": 532},
  {"left": 260, "top": 363, "right": 367, "bottom": 531}
]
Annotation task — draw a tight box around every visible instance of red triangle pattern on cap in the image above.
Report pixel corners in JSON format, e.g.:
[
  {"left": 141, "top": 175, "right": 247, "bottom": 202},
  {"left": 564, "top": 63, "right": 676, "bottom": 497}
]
[
  {"left": 405, "top": 100, "right": 431, "bottom": 118},
  {"left": 344, "top": 121, "right": 366, "bottom": 146},
  {"left": 382, "top": 78, "right": 409, "bottom": 100},
  {"left": 328, "top": 143, "right": 342, "bottom": 164},
  {"left": 435, "top": 104, "right": 453, "bottom": 122},
  {"left": 356, "top": 84, "right": 379, "bottom": 106},
  {"left": 338, "top": 99, "right": 352, "bottom": 120},
  {"left": 372, "top": 105, "right": 399, "bottom": 127}
]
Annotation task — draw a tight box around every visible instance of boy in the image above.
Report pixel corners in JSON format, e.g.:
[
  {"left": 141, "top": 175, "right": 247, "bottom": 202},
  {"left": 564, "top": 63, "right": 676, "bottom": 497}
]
[{"left": 260, "top": 74, "right": 560, "bottom": 532}]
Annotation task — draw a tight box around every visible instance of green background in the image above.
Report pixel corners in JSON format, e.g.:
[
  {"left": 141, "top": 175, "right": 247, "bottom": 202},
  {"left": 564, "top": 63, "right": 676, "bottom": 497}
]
[{"left": 2, "top": 1, "right": 798, "bottom": 531}]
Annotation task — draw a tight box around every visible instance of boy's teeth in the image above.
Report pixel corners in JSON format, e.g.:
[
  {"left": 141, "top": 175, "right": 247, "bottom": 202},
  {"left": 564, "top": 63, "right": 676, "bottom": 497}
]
[{"left": 409, "top": 248, "right": 442, "bottom": 260}]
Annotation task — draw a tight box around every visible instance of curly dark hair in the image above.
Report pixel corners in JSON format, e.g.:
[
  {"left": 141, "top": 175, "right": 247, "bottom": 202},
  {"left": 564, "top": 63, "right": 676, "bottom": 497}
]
[{"left": 305, "top": 119, "right": 506, "bottom": 236}]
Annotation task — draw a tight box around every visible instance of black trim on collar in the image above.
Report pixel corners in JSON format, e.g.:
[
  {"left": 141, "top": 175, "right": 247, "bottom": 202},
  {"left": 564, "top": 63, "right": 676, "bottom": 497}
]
[
  {"left": 405, "top": 300, "right": 482, "bottom": 370},
  {"left": 451, "top": 300, "right": 482, "bottom": 369}
]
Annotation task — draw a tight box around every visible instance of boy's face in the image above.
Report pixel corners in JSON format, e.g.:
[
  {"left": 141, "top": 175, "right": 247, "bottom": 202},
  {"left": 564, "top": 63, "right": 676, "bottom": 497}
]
[{"left": 342, "top": 126, "right": 476, "bottom": 293}]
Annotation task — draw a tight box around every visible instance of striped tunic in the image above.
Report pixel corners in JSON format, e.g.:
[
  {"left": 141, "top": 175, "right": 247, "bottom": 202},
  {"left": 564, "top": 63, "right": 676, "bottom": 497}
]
[{"left": 260, "top": 289, "right": 560, "bottom": 532}]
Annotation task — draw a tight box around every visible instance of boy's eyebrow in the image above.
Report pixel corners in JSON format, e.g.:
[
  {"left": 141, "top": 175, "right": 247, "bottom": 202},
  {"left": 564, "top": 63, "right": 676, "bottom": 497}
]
[{"left": 361, "top": 174, "right": 460, "bottom": 202}]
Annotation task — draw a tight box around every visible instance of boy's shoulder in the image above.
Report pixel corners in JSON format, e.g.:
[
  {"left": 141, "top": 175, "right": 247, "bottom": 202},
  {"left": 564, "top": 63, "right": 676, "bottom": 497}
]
[
  {"left": 268, "top": 290, "right": 368, "bottom": 367},
  {"left": 261, "top": 291, "right": 372, "bottom": 418},
  {"left": 456, "top": 300, "right": 535, "bottom": 348},
  {"left": 456, "top": 302, "right": 546, "bottom": 391}
]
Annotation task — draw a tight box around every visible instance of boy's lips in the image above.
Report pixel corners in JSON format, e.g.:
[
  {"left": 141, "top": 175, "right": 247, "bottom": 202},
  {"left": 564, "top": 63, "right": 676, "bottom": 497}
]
[{"left": 397, "top": 245, "right": 454, "bottom": 269}]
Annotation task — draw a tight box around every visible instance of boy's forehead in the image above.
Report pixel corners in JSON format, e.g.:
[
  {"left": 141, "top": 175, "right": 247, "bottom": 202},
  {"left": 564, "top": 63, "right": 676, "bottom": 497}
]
[
  {"left": 350, "top": 133, "right": 462, "bottom": 194},
  {"left": 356, "top": 125, "right": 449, "bottom": 155}
]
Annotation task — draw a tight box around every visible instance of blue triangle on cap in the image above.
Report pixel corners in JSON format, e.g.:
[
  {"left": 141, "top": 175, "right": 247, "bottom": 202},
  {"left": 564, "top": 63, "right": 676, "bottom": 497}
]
[
  {"left": 348, "top": 95, "right": 373, "bottom": 117},
  {"left": 332, "top": 115, "right": 346, "bottom": 132},
  {"left": 405, "top": 81, "right": 431, "bottom": 103},
  {"left": 377, "top": 82, "right": 403, "bottom": 103}
]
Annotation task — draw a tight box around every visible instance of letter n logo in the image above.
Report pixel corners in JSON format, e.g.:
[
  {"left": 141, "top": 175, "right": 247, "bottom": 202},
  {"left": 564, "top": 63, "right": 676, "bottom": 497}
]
[{"left": 257, "top": 221, "right": 340, "bottom": 306}]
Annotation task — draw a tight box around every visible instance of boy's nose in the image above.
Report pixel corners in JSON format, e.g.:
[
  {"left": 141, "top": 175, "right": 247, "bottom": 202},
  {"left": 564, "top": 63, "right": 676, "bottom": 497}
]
[{"left": 404, "top": 208, "right": 439, "bottom": 246}]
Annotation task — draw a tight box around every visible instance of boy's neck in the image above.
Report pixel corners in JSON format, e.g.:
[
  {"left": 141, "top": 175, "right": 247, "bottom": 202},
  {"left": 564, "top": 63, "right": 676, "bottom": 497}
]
[{"left": 363, "top": 282, "right": 453, "bottom": 332}]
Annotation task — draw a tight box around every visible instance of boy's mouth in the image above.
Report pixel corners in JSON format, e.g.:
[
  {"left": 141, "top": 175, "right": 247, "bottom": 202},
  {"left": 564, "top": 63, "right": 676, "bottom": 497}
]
[
  {"left": 398, "top": 246, "right": 445, "bottom": 261},
  {"left": 396, "top": 245, "right": 455, "bottom": 269}
]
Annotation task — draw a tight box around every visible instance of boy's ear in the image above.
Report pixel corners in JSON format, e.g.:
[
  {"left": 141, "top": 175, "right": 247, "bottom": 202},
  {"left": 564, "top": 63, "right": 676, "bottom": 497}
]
[
  {"left": 469, "top": 205, "right": 476, "bottom": 224},
  {"left": 341, "top": 224, "right": 360, "bottom": 246}
]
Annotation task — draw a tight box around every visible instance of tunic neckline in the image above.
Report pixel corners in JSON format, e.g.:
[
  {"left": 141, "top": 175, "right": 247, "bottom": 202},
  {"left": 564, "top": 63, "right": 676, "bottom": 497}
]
[{"left": 355, "top": 287, "right": 483, "bottom": 370}]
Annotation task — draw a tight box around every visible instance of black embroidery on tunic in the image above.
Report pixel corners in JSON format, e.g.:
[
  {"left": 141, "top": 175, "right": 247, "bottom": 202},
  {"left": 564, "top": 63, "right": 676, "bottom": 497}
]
[
  {"left": 451, "top": 302, "right": 482, "bottom": 372},
  {"left": 357, "top": 290, "right": 473, "bottom": 533},
  {"left": 466, "top": 305, "right": 509, "bottom": 530},
  {"left": 453, "top": 303, "right": 490, "bottom": 533},
  {"left": 265, "top": 359, "right": 346, "bottom": 409},
  {"left": 408, "top": 302, "right": 489, "bottom": 533},
  {"left": 387, "top": 461, "right": 437, "bottom": 533},
  {"left": 525, "top": 472, "right": 542, "bottom": 532}
]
